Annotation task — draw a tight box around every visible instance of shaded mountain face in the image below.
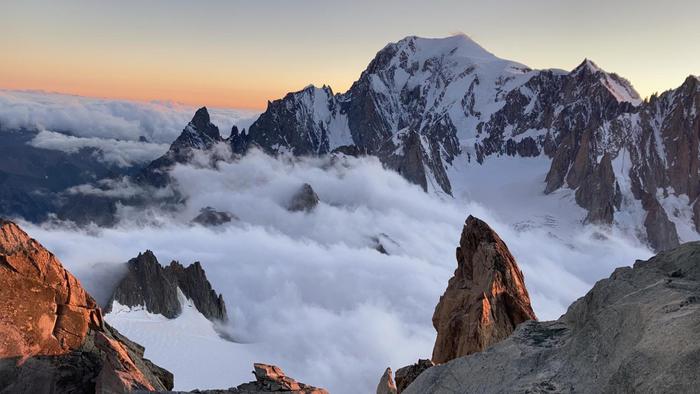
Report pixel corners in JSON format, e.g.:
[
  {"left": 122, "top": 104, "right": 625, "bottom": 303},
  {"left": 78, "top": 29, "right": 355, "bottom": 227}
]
[
  {"left": 106, "top": 250, "right": 228, "bottom": 322},
  {"left": 0, "top": 219, "right": 172, "bottom": 392},
  {"left": 404, "top": 239, "right": 700, "bottom": 394}
]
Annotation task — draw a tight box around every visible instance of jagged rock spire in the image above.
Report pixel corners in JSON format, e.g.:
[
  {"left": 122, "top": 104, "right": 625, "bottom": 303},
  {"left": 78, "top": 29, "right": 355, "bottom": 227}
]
[
  {"left": 431, "top": 215, "right": 536, "bottom": 364},
  {"left": 106, "top": 250, "right": 228, "bottom": 322}
]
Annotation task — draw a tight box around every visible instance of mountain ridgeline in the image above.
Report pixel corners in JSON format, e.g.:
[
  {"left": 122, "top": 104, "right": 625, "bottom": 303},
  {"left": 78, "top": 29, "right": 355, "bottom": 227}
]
[{"left": 136, "top": 35, "right": 700, "bottom": 252}]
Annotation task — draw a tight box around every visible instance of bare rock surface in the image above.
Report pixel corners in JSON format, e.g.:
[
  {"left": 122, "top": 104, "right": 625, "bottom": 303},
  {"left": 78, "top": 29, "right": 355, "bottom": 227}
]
[
  {"left": 394, "top": 359, "right": 433, "bottom": 393},
  {"left": 431, "top": 215, "right": 536, "bottom": 364},
  {"left": 159, "top": 363, "right": 329, "bottom": 394},
  {"left": 0, "top": 219, "right": 172, "bottom": 393},
  {"left": 192, "top": 207, "right": 237, "bottom": 227},
  {"left": 405, "top": 241, "right": 700, "bottom": 394},
  {"left": 106, "top": 250, "right": 227, "bottom": 322},
  {"left": 376, "top": 367, "right": 397, "bottom": 394},
  {"left": 641, "top": 191, "right": 680, "bottom": 251},
  {"left": 287, "top": 183, "right": 320, "bottom": 212}
]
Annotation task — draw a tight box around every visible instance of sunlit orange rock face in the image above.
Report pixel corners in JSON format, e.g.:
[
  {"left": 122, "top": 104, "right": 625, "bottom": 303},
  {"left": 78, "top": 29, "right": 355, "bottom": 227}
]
[
  {"left": 0, "top": 219, "right": 101, "bottom": 359},
  {"left": 0, "top": 219, "right": 170, "bottom": 392},
  {"left": 234, "top": 363, "right": 330, "bottom": 394},
  {"left": 431, "top": 215, "right": 536, "bottom": 364}
]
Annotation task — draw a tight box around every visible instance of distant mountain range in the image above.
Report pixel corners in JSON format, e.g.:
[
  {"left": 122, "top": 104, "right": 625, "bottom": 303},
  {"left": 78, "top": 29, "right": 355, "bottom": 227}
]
[{"left": 2, "top": 34, "right": 699, "bottom": 251}]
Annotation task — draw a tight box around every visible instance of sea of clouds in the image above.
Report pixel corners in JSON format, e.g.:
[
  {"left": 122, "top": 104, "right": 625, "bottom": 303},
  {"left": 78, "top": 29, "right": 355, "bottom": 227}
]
[
  {"left": 0, "top": 89, "right": 259, "bottom": 166},
  {"left": 5, "top": 90, "right": 653, "bottom": 393},
  {"left": 19, "top": 148, "right": 653, "bottom": 393}
]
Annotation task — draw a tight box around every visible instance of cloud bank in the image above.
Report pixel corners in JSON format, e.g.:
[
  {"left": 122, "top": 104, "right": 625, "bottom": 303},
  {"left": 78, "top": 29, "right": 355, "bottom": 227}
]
[
  {"left": 0, "top": 90, "right": 260, "bottom": 166},
  {"left": 21, "top": 150, "right": 653, "bottom": 393}
]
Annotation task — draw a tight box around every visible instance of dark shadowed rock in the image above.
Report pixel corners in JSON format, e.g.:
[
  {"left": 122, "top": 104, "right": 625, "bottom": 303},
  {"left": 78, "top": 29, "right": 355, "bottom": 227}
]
[
  {"left": 394, "top": 359, "right": 433, "bottom": 393},
  {"left": 404, "top": 241, "right": 700, "bottom": 394},
  {"left": 330, "top": 145, "right": 362, "bottom": 157},
  {"left": 370, "top": 236, "right": 390, "bottom": 255},
  {"left": 106, "top": 251, "right": 181, "bottom": 318},
  {"left": 641, "top": 192, "right": 680, "bottom": 251},
  {"left": 431, "top": 215, "right": 536, "bottom": 364},
  {"left": 575, "top": 153, "right": 622, "bottom": 224},
  {"left": 138, "top": 107, "right": 225, "bottom": 187},
  {"left": 166, "top": 260, "right": 228, "bottom": 322},
  {"left": 192, "top": 207, "right": 238, "bottom": 227},
  {"left": 0, "top": 219, "right": 172, "bottom": 392},
  {"left": 106, "top": 250, "right": 228, "bottom": 322},
  {"left": 288, "top": 183, "right": 320, "bottom": 212},
  {"left": 693, "top": 198, "right": 700, "bottom": 233}
]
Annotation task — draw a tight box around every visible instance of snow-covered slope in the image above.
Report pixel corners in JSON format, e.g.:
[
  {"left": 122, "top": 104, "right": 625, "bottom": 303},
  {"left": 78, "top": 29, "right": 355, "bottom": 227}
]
[{"left": 106, "top": 291, "right": 245, "bottom": 390}]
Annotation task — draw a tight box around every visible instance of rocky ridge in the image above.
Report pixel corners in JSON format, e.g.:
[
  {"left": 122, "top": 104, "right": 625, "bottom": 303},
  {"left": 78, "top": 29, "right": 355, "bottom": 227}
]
[
  {"left": 106, "top": 250, "right": 227, "bottom": 322},
  {"left": 0, "top": 219, "right": 172, "bottom": 392},
  {"left": 403, "top": 222, "right": 700, "bottom": 393},
  {"left": 130, "top": 35, "right": 700, "bottom": 251},
  {"left": 158, "top": 363, "right": 329, "bottom": 394}
]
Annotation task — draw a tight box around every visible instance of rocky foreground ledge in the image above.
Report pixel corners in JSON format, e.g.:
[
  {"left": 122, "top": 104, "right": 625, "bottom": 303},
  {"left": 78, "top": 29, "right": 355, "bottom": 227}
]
[
  {"left": 401, "top": 224, "right": 700, "bottom": 393},
  {"left": 0, "top": 219, "right": 172, "bottom": 392}
]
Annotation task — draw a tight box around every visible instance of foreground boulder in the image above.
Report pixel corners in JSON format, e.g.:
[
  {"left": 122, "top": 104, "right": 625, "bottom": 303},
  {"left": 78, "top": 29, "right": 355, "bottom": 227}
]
[
  {"left": 431, "top": 215, "right": 536, "bottom": 364},
  {"left": 405, "top": 241, "right": 700, "bottom": 393},
  {"left": 233, "top": 363, "right": 329, "bottom": 394},
  {"left": 170, "top": 363, "right": 329, "bottom": 393},
  {"left": 0, "top": 219, "right": 172, "bottom": 392},
  {"left": 106, "top": 250, "right": 227, "bottom": 322}
]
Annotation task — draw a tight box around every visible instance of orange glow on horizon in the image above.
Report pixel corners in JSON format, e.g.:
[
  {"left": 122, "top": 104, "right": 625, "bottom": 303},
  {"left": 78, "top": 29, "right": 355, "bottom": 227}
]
[{"left": 2, "top": 1, "right": 699, "bottom": 110}]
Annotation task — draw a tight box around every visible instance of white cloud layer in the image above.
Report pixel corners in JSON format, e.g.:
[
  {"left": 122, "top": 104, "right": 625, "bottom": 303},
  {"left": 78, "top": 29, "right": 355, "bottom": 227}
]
[
  {"left": 0, "top": 90, "right": 260, "bottom": 164},
  {"left": 20, "top": 150, "right": 653, "bottom": 393},
  {"left": 29, "top": 130, "right": 170, "bottom": 167}
]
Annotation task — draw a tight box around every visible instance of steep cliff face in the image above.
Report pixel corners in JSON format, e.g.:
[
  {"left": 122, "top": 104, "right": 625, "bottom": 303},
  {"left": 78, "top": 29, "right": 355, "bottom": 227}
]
[
  {"left": 431, "top": 215, "right": 536, "bottom": 364},
  {"left": 0, "top": 219, "right": 172, "bottom": 392},
  {"left": 404, "top": 240, "right": 700, "bottom": 394},
  {"left": 106, "top": 250, "right": 228, "bottom": 322}
]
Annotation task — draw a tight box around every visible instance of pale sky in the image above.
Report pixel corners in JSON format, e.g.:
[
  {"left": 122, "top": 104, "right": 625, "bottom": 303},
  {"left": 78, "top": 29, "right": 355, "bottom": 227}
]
[{"left": 2, "top": 0, "right": 698, "bottom": 109}]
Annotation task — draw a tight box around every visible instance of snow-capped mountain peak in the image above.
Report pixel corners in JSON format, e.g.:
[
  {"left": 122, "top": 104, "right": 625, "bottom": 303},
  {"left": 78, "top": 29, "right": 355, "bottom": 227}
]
[
  {"left": 392, "top": 34, "right": 499, "bottom": 63},
  {"left": 571, "top": 59, "right": 642, "bottom": 105},
  {"left": 145, "top": 35, "right": 700, "bottom": 252}
]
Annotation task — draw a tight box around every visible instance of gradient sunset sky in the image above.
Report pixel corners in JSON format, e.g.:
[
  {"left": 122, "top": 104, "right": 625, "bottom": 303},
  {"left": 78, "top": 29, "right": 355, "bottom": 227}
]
[{"left": 3, "top": 0, "right": 699, "bottom": 109}]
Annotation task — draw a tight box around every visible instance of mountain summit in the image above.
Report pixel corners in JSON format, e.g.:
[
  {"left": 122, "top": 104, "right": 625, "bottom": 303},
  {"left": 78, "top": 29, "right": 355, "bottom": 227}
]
[{"left": 37, "top": 34, "right": 700, "bottom": 252}]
